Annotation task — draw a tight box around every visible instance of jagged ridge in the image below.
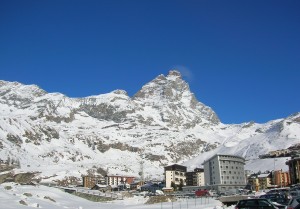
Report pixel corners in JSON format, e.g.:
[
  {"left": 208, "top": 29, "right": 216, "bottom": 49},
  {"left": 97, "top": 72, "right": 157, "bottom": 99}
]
[{"left": 0, "top": 71, "right": 299, "bottom": 182}]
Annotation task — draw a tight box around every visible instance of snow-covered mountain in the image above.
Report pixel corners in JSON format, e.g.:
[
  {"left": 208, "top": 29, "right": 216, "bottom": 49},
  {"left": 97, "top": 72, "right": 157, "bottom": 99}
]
[{"left": 0, "top": 70, "right": 299, "bottom": 182}]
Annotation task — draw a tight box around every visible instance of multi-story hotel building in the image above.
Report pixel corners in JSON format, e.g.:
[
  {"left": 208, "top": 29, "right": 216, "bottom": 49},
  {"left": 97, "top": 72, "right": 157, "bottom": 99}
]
[
  {"left": 186, "top": 168, "right": 205, "bottom": 186},
  {"left": 105, "top": 175, "right": 135, "bottom": 187},
  {"left": 82, "top": 175, "right": 105, "bottom": 188},
  {"left": 202, "top": 154, "right": 246, "bottom": 193},
  {"left": 286, "top": 154, "right": 300, "bottom": 185},
  {"left": 164, "top": 164, "right": 187, "bottom": 188},
  {"left": 273, "top": 170, "right": 290, "bottom": 187},
  {"left": 257, "top": 173, "right": 272, "bottom": 190}
]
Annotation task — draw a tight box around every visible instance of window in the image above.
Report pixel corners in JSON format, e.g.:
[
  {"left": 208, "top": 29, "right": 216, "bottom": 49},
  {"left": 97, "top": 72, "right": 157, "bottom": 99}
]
[
  {"left": 244, "top": 200, "right": 256, "bottom": 206},
  {"left": 259, "top": 200, "right": 271, "bottom": 207}
]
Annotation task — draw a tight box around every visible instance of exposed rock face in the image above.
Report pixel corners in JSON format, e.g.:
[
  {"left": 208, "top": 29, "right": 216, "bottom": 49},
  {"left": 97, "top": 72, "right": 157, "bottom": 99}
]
[
  {"left": 0, "top": 71, "right": 299, "bottom": 181},
  {"left": 133, "top": 70, "right": 220, "bottom": 128}
]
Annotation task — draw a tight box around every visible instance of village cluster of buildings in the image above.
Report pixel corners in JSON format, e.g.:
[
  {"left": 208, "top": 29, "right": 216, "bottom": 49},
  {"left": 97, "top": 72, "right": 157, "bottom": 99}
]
[{"left": 82, "top": 153, "right": 300, "bottom": 194}]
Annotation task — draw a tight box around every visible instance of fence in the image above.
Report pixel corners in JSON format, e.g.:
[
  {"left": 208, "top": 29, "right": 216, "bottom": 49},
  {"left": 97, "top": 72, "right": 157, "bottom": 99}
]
[
  {"left": 151, "top": 197, "right": 214, "bottom": 209},
  {"left": 58, "top": 186, "right": 123, "bottom": 200}
]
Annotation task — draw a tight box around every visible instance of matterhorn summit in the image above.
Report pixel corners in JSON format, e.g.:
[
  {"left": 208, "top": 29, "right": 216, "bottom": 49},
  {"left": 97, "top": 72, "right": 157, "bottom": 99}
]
[{"left": 133, "top": 70, "right": 220, "bottom": 128}]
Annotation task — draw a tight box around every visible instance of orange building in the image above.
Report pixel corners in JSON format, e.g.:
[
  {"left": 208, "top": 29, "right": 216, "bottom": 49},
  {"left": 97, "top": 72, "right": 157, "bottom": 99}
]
[{"left": 273, "top": 170, "right": 290, "bottom": 187}]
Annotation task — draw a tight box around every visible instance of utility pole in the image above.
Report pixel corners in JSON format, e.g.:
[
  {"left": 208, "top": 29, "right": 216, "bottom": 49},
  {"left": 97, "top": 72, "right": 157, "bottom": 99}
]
[{"left": 139, "top": 150, "right": 145, "bottom": 183}]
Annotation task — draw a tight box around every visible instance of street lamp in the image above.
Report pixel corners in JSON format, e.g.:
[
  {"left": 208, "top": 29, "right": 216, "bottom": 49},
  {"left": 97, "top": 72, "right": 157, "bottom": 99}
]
[{"left": 273, "top": 158, "right": 277, "bottom": 171}]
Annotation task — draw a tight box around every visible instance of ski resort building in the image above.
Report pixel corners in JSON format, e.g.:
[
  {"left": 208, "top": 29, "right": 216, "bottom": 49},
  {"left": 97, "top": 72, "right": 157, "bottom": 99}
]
[
  {"left": 164, "top": 164, "right": 187, "bottom": 188},
  {"left": 202, "top": 154, "right": 246, "bottom": 193},
  {"left": 186, "top": 168, "right": 205, "bottom": 186},
  {"left": 82, "top": 175, "right": 105, "bottom": 188},
  {"left": 286, "top": 154, "right": 300, "bottom": 185},
  {"left": 105, "top": 175, "right": 135, "bottom": 187}
]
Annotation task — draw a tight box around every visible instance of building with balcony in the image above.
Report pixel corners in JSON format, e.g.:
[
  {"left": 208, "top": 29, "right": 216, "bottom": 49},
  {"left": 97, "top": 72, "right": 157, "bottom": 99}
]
[
  {"left": 82, "top": 175, "right": 105, "bottom": 188},
  {"left": 202, "top": 154, "right": 246, "bottom": 193},
  {"left": 247, "top": 174, "right": 259, "bottom": 191},
  {"left": 105, "top": 175, "right": 135, "bottom": 187},
  {"left": 286, "top": 154, "right": 300, "bottom": 184},
  {"left": 257, "top": 173, "right": 272, "bottom": 190},
  {"left": 186, "top": 168, "right": 205, "bottom": 186},
  {"left": 273, "top": 170, "right": 290, "bottom": 187},
  {"left": 164, "top": 164, "right": 187, "bottom": 189}
]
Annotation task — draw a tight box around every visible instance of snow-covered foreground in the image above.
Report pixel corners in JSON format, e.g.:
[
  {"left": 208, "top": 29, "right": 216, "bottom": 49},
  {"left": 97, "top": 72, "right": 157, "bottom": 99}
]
[{"left": 0, "top": 182, "right": 232, "bottom": 209}]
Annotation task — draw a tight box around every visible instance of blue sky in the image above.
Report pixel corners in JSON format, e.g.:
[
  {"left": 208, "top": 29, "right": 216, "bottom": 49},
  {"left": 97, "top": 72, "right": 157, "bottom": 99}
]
[{"left": 0, "top": 0, "right": 299, "bottom": 124}]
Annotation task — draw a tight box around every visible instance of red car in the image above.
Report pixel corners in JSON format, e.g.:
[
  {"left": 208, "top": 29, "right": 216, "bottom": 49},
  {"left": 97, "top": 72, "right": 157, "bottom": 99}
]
[{"left": 195, "top": 189, "right": 210, "bottom": 197}]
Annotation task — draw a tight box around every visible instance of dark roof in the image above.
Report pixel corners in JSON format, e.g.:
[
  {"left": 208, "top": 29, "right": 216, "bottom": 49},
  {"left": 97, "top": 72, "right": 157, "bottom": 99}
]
[{"left": 164, "top": 164, "right": 187, "bottom": 172}]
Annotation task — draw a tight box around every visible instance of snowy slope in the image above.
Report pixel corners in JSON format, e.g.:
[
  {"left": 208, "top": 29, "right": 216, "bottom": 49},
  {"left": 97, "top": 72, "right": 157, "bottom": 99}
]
[
  {"left": 0, "top": 70, "right": 299, "bottom": 182},
  {"left": 0, "top": 182, "right": 225, "bottom": 209}
]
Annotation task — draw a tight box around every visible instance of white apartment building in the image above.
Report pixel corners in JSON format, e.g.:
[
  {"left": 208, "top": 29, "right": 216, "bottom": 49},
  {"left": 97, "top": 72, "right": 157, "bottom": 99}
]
[
  {"left": 105, "top": 175, "right": 135, "bottom": 187},
  {"left": 202, "top": 154, "right": 246, "bottom": 193},
  {"left": 164, "top": 164, "right": 187, "bottom": 188},
  {"left": 186, "top": 168, "right": 205, "bottom": 186},
  {"left": 195, "top": 170, "right": 205, "bottom": 186}
]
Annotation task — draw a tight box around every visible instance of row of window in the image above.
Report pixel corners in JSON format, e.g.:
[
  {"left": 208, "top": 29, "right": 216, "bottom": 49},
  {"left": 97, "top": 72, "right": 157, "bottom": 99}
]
[
  {"left": 174, "top": 172, "right": 185, "bottom": 176},
  {"left": 222, "top": 181, "right": 244, "bottom": 185},
  {"left": 211, "top": 181, "right": 244, "bottom": 185},
  {"left": 221, "top": 176, "right": 244, "bottom": 180},
  {"left": 222, "top": 170, "right": 243, "bottom": 175},
  {"left": 210, "top": 160, "right": 243, "bottom": 165},
  {"left": 221, "top": 165, "right": 243, "bottom": 170},
  {"left": 209, "top": 165, "right": 243, "bottom": 170},
  {"left": 212, "top": 175, "right": 244, "bottom": 180},
  {"left": 220, "top": 160, "right": 243, "bottom": 165}
]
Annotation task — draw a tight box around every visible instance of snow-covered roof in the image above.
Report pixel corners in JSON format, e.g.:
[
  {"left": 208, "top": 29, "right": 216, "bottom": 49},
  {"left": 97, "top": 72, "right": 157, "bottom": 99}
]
[{"left": 257, "top": 173, "right": 271, "bottom": 178}]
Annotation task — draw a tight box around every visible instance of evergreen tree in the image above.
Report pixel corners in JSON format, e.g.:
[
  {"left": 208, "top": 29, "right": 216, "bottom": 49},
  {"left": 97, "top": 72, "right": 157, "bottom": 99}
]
[
  {"left": 178, "top": 179, "right": 184, "bottom": 191},
  {"left": 171, "top": 181, "right": 177, "bottom": 191}
]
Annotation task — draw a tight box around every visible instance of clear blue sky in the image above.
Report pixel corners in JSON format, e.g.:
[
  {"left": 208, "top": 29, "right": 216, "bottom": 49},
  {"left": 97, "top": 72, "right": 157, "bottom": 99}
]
[{"left": 0, "top": 0, "right": 299, "bottom": 124}]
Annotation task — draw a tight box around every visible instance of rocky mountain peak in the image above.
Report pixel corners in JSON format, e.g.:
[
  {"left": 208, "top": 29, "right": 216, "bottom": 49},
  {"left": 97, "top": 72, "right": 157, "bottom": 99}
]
[
  {"left": 133, "top": 70, "right": 190, "bottom": 102},
  {"left": 168, "top": 69, "right": 182, "bottom": 78},
  {"left": 112, "top": 89, "right": 128, "bottom": 96},
  {"left": 132, "top": 70, "right": 220, "bottom": 126},
  {"left": 0, "top": 80, "right": 47, "bottom": 108}
]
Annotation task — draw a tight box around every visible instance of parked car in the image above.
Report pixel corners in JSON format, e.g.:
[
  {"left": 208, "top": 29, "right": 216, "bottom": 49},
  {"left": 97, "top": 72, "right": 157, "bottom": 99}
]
[
  {"left": 195, "top": 189, "right": 210, "bottom": 197},
  {"left": 235, "top": 198, "right": 284, "bottom": 209},
  {"left": 260, "top": 193, "right": 289, "bottom": 206},
  {"left": 287, "top": 196, "right": 300, "bottom": 209},
  {"left": 290, "top": 190, "right": 300, "bottom": 198}
]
